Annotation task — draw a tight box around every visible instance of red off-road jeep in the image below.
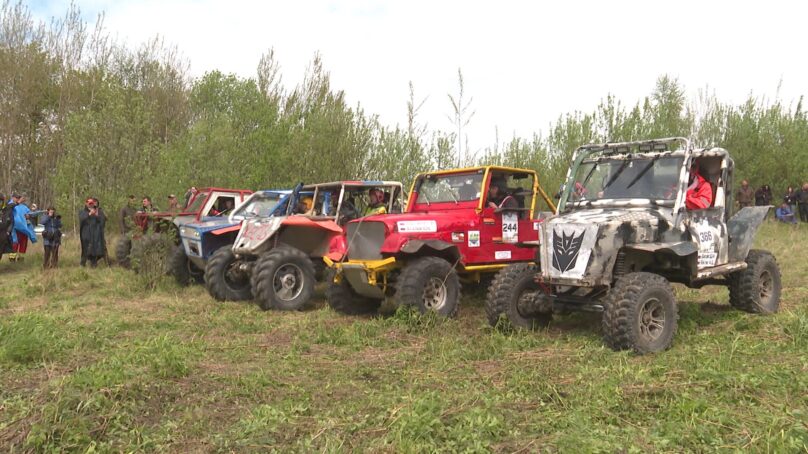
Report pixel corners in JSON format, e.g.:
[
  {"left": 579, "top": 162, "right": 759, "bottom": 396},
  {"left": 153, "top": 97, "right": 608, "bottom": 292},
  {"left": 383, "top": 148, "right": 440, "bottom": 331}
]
[{"left": 324, "top": 166, "right": 555, "bottom": 318}]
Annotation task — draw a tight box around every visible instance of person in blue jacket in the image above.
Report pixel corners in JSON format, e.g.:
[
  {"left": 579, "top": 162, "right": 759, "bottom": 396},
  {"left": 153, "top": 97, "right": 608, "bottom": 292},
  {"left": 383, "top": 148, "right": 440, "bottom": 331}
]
[
  {"left": 40, "top": 207, "right": 63, "bottom": 268},
  {"left": 9, "top": 193, "right": 37, "bottom": 262}
]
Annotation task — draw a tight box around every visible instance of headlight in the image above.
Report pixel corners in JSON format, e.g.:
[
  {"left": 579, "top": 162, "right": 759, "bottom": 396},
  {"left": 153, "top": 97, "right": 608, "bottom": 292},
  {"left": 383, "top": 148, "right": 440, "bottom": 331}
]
[
  {"left": 193, "top": 230, "right": 201, "bottom": 239},
  {"left": 180, "top": 227, "right": 187, "bottom": 236}
]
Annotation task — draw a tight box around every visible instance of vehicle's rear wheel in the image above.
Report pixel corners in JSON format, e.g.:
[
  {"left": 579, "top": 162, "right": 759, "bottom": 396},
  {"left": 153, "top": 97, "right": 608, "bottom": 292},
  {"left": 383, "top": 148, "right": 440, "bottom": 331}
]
[
  {"left": 131, "top": 233, "right": 172, "bottom": 275},
  {"left": 602, "top": 272, "right": 678, "bottom": 354},
  {"left": 326, "top": 274, "right": 382, "bottom": 315},
  {"left": 395, "top": 257, "right": 460, "bottom": 317},
  {"left": 486, "top": 263, "right": 551, "bottom": 329},
  {"left": 169, "top": 245, "right": 204, "bottom": 286},
  {"left": 727, "top": 249, "right": 781, "bottom": 314},
  {"left": 205, "top": 246, "right": 252, "bottom": 301},
  {"left": 252, "top": 246, "right": 316, "bottom": 311},
  {"left": 115, "top": 237, "right": 132, "bottom": 268}
]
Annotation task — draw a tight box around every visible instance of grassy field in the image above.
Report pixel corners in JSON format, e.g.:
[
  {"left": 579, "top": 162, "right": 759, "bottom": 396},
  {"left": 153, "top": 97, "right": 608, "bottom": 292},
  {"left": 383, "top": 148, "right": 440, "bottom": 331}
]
[{"left": 0, "top": 222, "right": 806, "bottom": 452}]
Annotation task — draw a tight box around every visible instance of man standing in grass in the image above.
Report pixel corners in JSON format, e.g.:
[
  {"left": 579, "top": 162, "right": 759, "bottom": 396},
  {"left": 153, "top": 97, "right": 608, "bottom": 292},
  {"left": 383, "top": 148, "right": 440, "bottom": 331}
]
[
  {"left": 736, "top": 180, "right": 754, "bottom": 209},
  {"left": 0, "top": 193, "right": 13, "bottom": 261},
  {"left": 79, "top": 198, "right": 107, "bottom": 268},
  {"left": 797, "top": 183, "right": 808, "bottom": 223},
  {"left": 9, "top": 193, "right": 37, "bottom": 262}
]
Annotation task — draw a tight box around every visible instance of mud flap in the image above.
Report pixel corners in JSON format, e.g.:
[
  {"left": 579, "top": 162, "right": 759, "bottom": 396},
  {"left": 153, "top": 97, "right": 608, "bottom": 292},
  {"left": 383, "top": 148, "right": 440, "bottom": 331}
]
[{"left": 727, "top": 206, "right": 770, "bottom": 262}]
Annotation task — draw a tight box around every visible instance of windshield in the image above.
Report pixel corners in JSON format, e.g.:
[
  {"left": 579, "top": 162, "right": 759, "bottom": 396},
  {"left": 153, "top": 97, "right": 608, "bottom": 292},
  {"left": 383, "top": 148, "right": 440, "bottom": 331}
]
[
  {"left": 568, "top": 156, "right": 684, "bottom": 205},
  {"left": 416, "top": 173, "right": 483, "bottom": 204},
  {"left": 235, "top": 193, "right": 285, "bottom": 218},
  {"left": 185, "top": 192, "right": 209, "bottom": 213}
]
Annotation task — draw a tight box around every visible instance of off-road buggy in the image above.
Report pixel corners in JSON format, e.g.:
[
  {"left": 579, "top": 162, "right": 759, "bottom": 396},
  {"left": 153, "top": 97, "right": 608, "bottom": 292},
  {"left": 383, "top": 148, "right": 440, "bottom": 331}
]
[
  {"left": 324, "top": 166, "right": 556, "bottom": 318},
  {"left": 116, "top": 188, "right": 252, "bottom": 279},
  {"left": 205, "top": 181, "right": 404, "bottom": 310},
  {"left": 487, "top": 137, "right": 781, "bottom": 354},
  {"left": 176, "top": 190, "right": 295, "bottom": 288}
]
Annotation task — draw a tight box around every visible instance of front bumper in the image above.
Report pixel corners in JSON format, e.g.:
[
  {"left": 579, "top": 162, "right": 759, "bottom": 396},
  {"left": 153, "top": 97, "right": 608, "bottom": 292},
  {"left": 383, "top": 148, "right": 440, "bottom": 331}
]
[{"left": 323, "top": 256, "right": 398, "bottom": 299}]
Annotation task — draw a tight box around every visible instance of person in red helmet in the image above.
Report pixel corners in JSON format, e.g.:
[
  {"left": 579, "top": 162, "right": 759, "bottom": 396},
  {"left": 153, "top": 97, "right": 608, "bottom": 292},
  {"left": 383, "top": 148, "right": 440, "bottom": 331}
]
[{"left": 685, "top": 161, "right": 713, "bottom": 210}]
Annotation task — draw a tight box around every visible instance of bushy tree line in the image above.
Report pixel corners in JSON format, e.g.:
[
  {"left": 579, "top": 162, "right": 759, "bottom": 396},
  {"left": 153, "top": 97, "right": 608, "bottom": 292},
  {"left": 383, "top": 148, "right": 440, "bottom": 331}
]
[{"left": 2, "top": 2, "right": 806, "bottom": 229}]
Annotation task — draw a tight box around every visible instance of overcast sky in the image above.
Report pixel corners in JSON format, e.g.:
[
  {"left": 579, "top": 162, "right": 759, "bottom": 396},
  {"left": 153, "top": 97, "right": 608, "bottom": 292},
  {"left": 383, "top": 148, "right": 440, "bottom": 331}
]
[{"left": 31, "top": 0, "right": 808, "bottom": 152}]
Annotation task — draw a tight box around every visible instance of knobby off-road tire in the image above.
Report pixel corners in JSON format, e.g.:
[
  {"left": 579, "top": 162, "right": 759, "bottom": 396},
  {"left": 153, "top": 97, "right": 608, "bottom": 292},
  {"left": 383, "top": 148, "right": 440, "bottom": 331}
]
[
  {"left": 326, "top": 274, "right": 383, "bottom": 315},
  {"left": 252, "top": 246, "right": 316, "bottom": 311},
  {"left": 205, "top": 246, "right": 252, "bottom": 301},
  {"left": 169, "top": 245, "right": 204, "bottom": 286},
  {"left": 602, "top": 272, "right": 678, "bottom": 354},
  {"left": 395, "top": 256, "right": 460, "bottom": 317},
  {"left": 115, "top": 237, "right": 132, "bottom": 268},
  {"left": 486, "top": 263, "right": 551, "bottom": 329},
  {"left": 131, "top": 233, "right": 171, "bottom": 275},
  {"left": 312, "top": 259, "right": 327, "bottom": 282},
  {"left": 727, "top": 249, "right": 781, "bottom": 314}
]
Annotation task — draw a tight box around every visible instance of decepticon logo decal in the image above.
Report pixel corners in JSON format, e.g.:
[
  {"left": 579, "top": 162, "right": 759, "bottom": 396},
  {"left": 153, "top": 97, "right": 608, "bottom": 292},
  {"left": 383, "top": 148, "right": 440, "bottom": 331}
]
[{"left": 552, "top": 229, "right": 585, "bottom": 272}]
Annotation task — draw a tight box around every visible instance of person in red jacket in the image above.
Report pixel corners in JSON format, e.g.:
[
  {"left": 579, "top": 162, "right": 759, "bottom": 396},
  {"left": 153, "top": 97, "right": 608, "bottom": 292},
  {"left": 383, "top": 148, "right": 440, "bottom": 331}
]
[{"left": 685, "top": 162, "right": 713, "bottom": 210}]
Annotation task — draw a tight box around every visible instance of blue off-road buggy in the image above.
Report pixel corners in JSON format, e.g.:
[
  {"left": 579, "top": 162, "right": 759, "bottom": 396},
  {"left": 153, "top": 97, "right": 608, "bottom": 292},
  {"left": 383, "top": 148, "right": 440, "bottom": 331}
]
[{"left": 177, "top": 189, "right": 306, "bottom": 297}]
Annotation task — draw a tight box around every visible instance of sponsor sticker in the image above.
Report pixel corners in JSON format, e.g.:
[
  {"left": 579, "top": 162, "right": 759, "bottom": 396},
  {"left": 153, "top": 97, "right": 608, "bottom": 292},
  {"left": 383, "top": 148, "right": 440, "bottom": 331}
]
[
  {"left": 698, "top": 251, "right": 718, "bottom": 268},
  {"left": 468, "top": 230, "right": 480, "bottom": 248},
  {"left": 502, "top": 212, "right": 518, "bottom": 243},
  {"left": 397, "top": 220, "right": 437, "bottom": 233},
  {"left": 495, "top": 250, "right": 511, "bottom": 260}
]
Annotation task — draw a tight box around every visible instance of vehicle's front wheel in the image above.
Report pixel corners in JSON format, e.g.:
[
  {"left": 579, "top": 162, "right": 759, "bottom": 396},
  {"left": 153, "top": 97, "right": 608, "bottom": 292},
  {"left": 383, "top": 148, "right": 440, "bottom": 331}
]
[
  {"left": 728, "top": 249, "right": 781, "bottom": 314},
  {"left": 602, "top": 272, "right": 678, "bottom": 354},
  {"left": 205, "top": 246, "right": 252, "bottom": 301},
  {"left": 115, "top": 237, "right": 132, "bottom": 268},
  {"left": 395, "top": 257, "right": 460, "bottom": 317},
  {"left": 486, "top": 263, "right": 551, "bottom": 329},
  {"left": 169, "top": 245, "right": 204, "bottom": 286},
  {"left": 326, "top": 274, "right": 382, "bottom": 315},
  {"left": 252, "top": 246, "right": 316, "bottom": 311}
]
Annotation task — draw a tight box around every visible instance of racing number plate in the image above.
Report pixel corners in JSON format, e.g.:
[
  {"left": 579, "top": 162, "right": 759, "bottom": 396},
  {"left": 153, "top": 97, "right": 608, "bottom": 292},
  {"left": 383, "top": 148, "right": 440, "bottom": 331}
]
[{"left": 502, "top": 212, "right": 518, "bottom": 243}]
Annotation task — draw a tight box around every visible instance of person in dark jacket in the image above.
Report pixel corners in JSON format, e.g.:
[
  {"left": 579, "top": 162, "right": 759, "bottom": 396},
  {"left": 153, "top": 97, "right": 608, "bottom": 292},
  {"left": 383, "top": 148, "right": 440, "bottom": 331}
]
[
  {"left": 784, "top": 186, "right": 798, "bottom": 216},
  {"left": 797, "top": 183, "right": 808, "bottom": 223},
  {"left": 755, "top": 185, "right": 772, "bottom": 206},
  {"left": 119, "top": 195, "right": 137, "bottom": 235},
  {"left": 40, "top": 207, "right": 63, "bottom": 269},
  {"left": 79, "top": 198, "right": 107, "bottom": 267},
  {"left": 736, "top": 180, "right": 755, "bottom": 209},
  {"left": 0, "top": 193, "right": 13, "bottom": 261}
]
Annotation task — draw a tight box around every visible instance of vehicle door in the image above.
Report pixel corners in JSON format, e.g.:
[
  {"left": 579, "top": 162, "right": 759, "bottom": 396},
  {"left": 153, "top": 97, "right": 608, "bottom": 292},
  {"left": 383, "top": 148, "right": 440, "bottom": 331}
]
[
  {"left": 683, "top": 157, "right": 729, "bottom": 269},
  {"left": 480, "top": 171, "right": 542, "bottom": 263}
]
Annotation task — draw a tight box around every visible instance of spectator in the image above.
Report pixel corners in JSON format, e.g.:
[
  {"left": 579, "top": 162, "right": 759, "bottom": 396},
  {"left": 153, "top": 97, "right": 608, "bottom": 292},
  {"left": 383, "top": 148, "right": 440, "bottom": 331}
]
[
  {"left": 755, "top": 185, "right": 772, "bottom": 206},
  {"left": 141, "top": 196, "right": 158, "bottom": 212},
  {"left": 775, "top": 203, "right": 797, "bottom": 224},
  {"left": 797, "top": 183, "right": 808, "bottom": 223},
  {"left": 40, "top": 207, "right": 63, "bottom": 269},
  {"left": 79, "top": 198, "right": 107, "bottom": 268},
  {"left": 9, "top": 193, "right": 37, "bottom": 262},
  {"left": 119, "top": 195, "right": 137, "bottom": 235},
  {"left": 167, "top": 194, "right": 180, "bottom": 213},
  {"left": 736, "top": 179, "right": 754, "bottom": 209},
  {"left": 0, "top": 193, "right": 13, "bottom": 261},
  {"left": 183, "top": 187, "right": 198, "bottom": 208},
  {"left": 784, "top": 186, "right": 798, "bottom": 214}
]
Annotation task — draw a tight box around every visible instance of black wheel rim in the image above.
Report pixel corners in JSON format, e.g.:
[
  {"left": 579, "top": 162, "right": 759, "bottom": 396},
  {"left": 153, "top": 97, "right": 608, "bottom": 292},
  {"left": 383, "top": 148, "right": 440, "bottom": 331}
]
[{"left": 638, "top": 297, "right": 666, "bottom": 343}]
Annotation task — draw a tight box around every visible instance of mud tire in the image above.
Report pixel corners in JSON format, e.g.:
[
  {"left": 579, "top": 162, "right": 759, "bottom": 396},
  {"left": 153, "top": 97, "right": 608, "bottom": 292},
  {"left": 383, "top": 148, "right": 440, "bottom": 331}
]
[
  {"left": 252, "top": 246, "right": 316, "bottom": 311},
  {"left": 394, "top": 257, "right": 460, "bottom": 318},
  {"left": 326, "top": 274, "right": 382, "bottom": 315},
  {"left": 115, "top": 237, "right": 132, "bottom": 268},
  {"left": 169, "top": 245, "right": 204, "bottom": 286},
  {"left": 602, "top": 272, "right": 678, "bottom": 354},
  {"left": 727, "top": 249, "right": 781, "bottom": 314},
  {"left": 205, "top": 246, "right": 252, "bottom": 301},
  {"left": 487, "top": 263, "right": 551, "bottom": 329}
]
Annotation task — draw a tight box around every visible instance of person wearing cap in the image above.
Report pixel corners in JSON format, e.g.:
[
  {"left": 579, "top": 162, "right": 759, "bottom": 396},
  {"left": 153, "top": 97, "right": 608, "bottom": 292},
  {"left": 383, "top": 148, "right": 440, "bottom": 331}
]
[
  {"left": 183, "top": 187, "right": 198, "bottom": 209},
  {"left": 40, "top": 207, "right": 63, "bottom": 268},
  {"left": 0, "top": 193, "right": 13, "bottom": 261},
  {"left": 167, "top": 194, "right": 179, "bottom": 213},
  {"left": 79, "top": 197, "right": 107, "bottom": 267},
  {"left": 486, "top": 178, "right": 518, "bottom": 210},
  {"left": 9, "top": 193, "right": 37, "bottom": 262}
]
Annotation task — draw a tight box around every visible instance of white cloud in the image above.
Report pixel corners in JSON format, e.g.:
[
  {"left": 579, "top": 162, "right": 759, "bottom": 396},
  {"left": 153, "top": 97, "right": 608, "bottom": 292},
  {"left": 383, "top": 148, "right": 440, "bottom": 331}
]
[{"left": 32, "top": 0, "right": 808, "bottom": 152}]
